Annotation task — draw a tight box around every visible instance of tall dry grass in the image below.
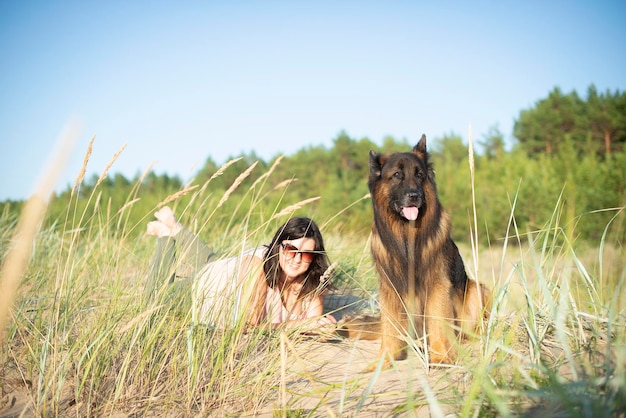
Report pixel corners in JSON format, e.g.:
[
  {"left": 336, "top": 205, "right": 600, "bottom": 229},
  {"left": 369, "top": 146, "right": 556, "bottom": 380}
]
[{"left": 1, "top": 135, "right": 625, "bottom": 417}]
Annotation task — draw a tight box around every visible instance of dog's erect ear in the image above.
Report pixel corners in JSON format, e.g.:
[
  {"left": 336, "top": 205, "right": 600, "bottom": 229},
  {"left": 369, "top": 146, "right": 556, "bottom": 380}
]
[
  {"left": 412, "top": 134, "right": 427, "bottom": 158},
  {"left": 369, "top": 150, "right": 383, "bottom": 177},
  {"left": 413, "top": 134, "right": 435, "bottom": 179}
]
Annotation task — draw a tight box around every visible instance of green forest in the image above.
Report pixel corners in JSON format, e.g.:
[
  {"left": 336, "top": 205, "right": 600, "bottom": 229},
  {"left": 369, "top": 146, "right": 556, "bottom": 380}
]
[{"left": 3, "top": 85, "right": 626, "bottom": 246}]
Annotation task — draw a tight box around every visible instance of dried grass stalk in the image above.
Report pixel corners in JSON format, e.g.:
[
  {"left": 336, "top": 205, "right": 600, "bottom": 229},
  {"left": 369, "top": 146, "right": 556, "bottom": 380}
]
[
  {"left": 210, "top": 157, "right": 243, "bottom": 181},
  {"left": 250, "top": 155, "right": 284, "bottom": 190},
  {"left": 271, "top": 197, "right": 320, "bottom": 220},
  {"left": 274, "top": 178, "right": 297, "bottom": 190},
  {"left": 215, "top": 161, "right": 258, "bottom": 209},
  {"left": 0, "top": 121, "right": 80, "bottom": 341},
  {"left": 137, "top": 161, "right": 156, "bottom": 186},
  {"left": 196, "top": 157, "right": 244, "bottom": 196},
  {"left": 116, "top": 198, "right": 141, "bottom": 215},
  {"left": 320, "top": 261, "right": 338, "bottom": 284},
  {"left": 95, "top": 143, "right": 128, "bottom": 189},
  {"left": 72, "top": 135, "right": 95, "bottom": 196},
  {"left": 160, "top": 185, "right": 200, "bottom": 206}
]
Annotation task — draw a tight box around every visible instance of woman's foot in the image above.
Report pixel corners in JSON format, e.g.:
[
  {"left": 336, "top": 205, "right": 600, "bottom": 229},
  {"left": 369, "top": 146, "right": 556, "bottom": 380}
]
[
  {"left": 146, "top": 220, "right": 172, "bottom": 237},
  {"left": 147, "top": 206, "right": 183, "bottom": 237}
]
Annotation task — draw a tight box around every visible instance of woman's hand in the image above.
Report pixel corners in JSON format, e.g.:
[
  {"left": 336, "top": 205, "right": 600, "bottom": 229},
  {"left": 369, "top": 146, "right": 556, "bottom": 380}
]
[
  {"left": 315, "top": 314, "right": 337, "bottom": 329},
  {"left": 277, "top": 313, "right": 337, "bottom": 333}
]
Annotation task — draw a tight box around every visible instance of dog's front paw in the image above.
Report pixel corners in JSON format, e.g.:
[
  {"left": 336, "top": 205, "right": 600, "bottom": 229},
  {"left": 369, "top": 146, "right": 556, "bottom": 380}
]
[
  {"left": 428, "top": 349, "right": 455, "bottom": 366},
  {"left": 362, "top": 357, "right": 393, "bottom": 373}
]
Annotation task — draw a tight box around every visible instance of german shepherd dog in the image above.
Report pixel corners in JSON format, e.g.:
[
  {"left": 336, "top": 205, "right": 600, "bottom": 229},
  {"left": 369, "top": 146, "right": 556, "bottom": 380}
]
[{"left": 344, "top": 135, "right": 490, "bottom": 367}]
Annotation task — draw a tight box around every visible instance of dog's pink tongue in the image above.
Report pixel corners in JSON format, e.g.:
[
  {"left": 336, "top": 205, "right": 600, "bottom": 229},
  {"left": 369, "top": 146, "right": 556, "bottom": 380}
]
[{"left": 402, "top": 206, "right": 419, "bottom": 221}]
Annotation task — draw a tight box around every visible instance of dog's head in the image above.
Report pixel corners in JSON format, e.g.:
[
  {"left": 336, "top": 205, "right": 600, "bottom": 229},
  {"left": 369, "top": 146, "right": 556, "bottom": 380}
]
[{"left": 368, "top": 134, "right": 435, "bottom": 221}]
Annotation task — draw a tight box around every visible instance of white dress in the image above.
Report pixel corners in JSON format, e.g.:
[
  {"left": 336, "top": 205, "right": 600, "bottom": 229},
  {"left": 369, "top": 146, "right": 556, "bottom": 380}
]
[
  {"left": 265, "top": 285, "right": 313, "bottom": 324},
  {"left": 193, "top": 247, "right": 265, "bottom": 328},
  {"left": 193, "top": 246, "right": 317, "bottom": 328}
]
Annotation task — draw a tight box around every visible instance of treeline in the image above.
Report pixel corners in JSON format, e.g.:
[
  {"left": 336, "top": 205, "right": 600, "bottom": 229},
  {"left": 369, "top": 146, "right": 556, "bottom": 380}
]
[
  {"left": 515, "top": 85, "right": 626, "bottom": 156},
  {"left": 2, "top": 85, "right": 625, "bottom": 245}
]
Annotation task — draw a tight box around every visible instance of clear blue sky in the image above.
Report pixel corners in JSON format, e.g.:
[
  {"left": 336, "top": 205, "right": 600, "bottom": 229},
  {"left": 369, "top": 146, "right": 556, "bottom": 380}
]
[{"left": 1, "top": 1, "right": 624, "bottom": 201}]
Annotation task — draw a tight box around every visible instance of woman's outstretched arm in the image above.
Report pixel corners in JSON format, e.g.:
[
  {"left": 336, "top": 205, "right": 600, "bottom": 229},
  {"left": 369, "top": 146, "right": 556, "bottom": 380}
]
[
  {"left": 275, "top": 295, "right": 337, "bottom": 331},
  {"left": 239, "top": 255, "right": 268, "bottom": 327}
]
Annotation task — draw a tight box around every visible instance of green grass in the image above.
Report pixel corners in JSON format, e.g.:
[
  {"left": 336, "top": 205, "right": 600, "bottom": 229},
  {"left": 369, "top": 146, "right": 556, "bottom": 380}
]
[{"left": 1, "top": 154, "right": 625, "bottom": 417}]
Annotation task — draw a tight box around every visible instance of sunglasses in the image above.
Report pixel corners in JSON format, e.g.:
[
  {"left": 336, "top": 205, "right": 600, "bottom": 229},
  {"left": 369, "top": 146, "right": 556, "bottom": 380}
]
[{"left": 280, "top": 242, "right": 316, "bottom": 263}]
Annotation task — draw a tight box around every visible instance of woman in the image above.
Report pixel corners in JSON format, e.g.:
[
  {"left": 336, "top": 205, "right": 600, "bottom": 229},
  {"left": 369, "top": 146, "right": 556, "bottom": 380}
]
[{"left": 145, "top": 207, "right": 337, "bottom": 331}]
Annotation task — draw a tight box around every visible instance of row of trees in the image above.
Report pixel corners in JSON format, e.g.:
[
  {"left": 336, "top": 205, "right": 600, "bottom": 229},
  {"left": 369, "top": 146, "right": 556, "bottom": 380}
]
[
  {"left": 514, "top": 85, "right": 626, "bottom": 156},
  {"left": 2, "top": 85, "right": 625, "bottom": 245}
]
